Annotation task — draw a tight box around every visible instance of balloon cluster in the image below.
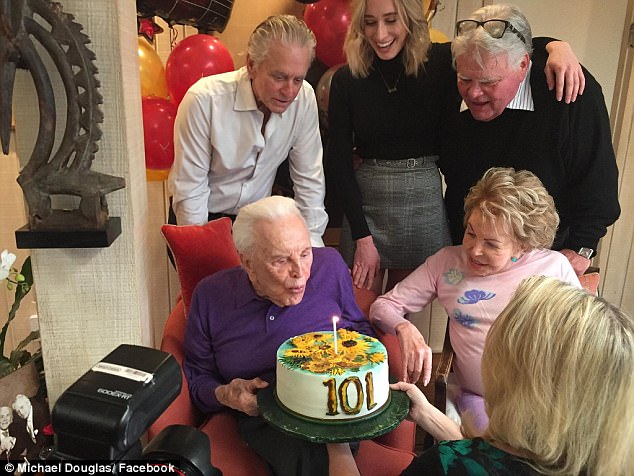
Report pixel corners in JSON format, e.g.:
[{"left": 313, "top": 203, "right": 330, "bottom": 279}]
[{"left": 137, "top": 32, "right": 234, "bottom": 181}]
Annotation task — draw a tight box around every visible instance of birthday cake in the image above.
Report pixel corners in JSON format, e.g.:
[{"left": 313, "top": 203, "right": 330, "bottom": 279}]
[{"left": 276, "top": 329, "right": 390, "bottom": 421}]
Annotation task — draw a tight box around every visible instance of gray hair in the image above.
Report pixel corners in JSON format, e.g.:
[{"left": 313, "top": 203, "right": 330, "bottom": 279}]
[
  {"left": 233, "top": 196, "right": 305, "bottom": 255},
  {"left": 247, "top": 15, "right": 316, "bottom": 68},
  {"left": 12, "top": 394, "right": 30, "bottom": 410},
  {"left": 452, "top": 4, "right": 533, "bottom": 71}
]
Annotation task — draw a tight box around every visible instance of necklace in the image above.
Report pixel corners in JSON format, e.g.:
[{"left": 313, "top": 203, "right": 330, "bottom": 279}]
[{"left": 375, "top": 65, "right": 403, "bottom": 94}]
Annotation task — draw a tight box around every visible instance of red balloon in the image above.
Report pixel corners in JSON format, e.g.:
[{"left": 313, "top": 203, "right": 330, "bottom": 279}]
[
  {"left": 142, "top": 97, "right": 177, "bottom": 170},
  {"left": 304, "top": 0, "right": 351, "bottom": 67},
  {"left": 165, "top": 34, "right": 234, "bottom": 106}
]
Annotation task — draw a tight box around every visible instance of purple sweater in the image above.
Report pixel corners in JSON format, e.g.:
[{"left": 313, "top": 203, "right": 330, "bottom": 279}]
[{"left": 183, "top": 247, "right": 374, "bottom": 414}]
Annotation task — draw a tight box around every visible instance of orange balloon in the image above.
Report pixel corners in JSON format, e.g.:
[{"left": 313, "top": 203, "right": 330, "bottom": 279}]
[
  {"left": 138, "top": 37, "right": 169, "bottom": 99},
  {"left": 146, "top": 168, "right": 170, "bottom": 181}
]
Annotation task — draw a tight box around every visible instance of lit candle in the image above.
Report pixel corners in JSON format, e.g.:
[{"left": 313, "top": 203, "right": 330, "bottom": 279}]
[{"left": 332, "top": 316, "right": 339, "bottom": 354}]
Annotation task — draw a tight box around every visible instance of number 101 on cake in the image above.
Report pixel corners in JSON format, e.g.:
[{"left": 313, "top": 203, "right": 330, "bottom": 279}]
[{"left": 276, "top": 330, "right": 390, "bottom": 420}]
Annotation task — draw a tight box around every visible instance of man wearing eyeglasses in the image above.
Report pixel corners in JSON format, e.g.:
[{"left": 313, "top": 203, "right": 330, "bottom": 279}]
[{"left": 438, "top": 4, "right": 620, "bottom": 275}]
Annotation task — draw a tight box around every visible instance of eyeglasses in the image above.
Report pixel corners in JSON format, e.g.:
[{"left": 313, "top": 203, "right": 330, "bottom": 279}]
[{"left": 456, "top": 19, "right": 527, "bottom": 45}]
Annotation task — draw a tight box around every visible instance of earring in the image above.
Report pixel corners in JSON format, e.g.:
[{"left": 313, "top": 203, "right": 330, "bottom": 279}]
[{"left": 511, "top": 257, "right": 518, "bottom": 263}]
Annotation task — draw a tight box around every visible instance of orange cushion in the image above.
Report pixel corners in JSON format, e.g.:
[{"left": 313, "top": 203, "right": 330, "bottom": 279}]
[
  {"left": 161, "top": 218, "right": 241, "bottom": 314},
  {"left": 579, "top": 271, "right": 600, "bottom": 295}
]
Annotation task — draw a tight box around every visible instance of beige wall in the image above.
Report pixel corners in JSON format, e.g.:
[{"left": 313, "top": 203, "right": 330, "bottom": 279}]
[{"left": 509, "top": 0, "right": 628, "bottom": 110}]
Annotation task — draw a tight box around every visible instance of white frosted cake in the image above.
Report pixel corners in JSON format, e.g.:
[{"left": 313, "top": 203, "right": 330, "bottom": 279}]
[{"left": 276, "top": 329, "right": 390, "bottom": 421}]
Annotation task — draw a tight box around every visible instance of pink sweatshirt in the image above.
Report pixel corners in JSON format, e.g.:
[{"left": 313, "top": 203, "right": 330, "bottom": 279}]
[{"left": 370, "top": 246, "right": 580, "bottom": 396}]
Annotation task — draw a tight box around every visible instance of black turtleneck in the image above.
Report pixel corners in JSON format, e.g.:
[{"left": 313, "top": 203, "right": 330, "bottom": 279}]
[{"left": 325, "top": 43, "right": 454, "bottom": 239}]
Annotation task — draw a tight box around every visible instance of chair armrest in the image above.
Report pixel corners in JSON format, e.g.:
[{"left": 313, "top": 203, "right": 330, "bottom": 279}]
[
  {"left": 353, "top": 287, "right": 378, "bottom": 317},
  {"left": 148, "top": 298, "right": 203, "bottom": 438},
  {"left": 355, "top": 439, "right": 416, "bottom": 476},
  {"left": 579, "top": 271, "right": 600, "bottom": 295},
  {"left": 433, "top": 320, "right": 453, "bottom": 415}
]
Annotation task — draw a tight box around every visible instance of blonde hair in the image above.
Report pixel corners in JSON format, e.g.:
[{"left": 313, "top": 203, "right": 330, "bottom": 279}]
[
  {"left": 247, "top": 15, "right": 316, "bottom": 67},
  {"left": 482, "top": 276, "right": 634, "bottom": 475},
  {"left": 464, "top": 167, "right": 558, "bottom": 250},
  {"left": 344, "top": 0, "right": 430, "bottom": 78},
  {"left": 233, "top": 196, "right": 305, "bottom": 255}
]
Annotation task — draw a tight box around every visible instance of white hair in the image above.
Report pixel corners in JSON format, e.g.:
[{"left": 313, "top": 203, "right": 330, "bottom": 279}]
[{"left": 233, "top": 196, "right": 305, "bottom": 254}]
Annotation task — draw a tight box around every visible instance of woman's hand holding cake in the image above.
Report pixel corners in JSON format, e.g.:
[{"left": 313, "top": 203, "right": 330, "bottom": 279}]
[{"left": 390, "top": 381, "right": 462, "bottom": 442}]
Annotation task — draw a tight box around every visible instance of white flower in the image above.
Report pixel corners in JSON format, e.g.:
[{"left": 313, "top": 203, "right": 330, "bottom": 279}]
[{"left": 0, "top": 249, "right": 17, "bottom": 281}]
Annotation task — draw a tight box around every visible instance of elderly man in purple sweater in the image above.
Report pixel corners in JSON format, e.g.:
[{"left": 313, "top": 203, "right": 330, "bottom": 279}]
[{"left": 184, "top": 195, "right": 373, "bottom": 475}]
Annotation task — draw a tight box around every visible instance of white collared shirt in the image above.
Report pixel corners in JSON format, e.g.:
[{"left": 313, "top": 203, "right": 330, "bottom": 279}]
[
  {"left": 169, "top": 67, "right": 327, "bottom": 246},
  {"left": 460, "top": 61, "right": 534, "bottom": 113}
]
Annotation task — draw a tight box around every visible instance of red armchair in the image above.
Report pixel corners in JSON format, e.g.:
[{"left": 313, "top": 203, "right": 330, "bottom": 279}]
[
  {"left": 152, "top": 219, "right": 416, "bottom": 474},
  {"left": 147, "top": 288, "right": 416, "bottom": 475}
]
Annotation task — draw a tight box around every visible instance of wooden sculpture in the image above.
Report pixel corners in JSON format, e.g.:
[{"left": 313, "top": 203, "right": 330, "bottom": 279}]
[{"left": 0, "top": 0, "right": 125, "bottom": 236}]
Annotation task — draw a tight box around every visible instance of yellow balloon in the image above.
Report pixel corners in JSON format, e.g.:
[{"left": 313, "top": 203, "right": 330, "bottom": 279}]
[
  {"left": 146, "top": 168, "right": 170, "bottom": 182},
  {"left": 138, "top": 37, "right": 169, "bottom": 99},
  {"left": 430, "top": 27, "right": 450, "bottom": 44}
]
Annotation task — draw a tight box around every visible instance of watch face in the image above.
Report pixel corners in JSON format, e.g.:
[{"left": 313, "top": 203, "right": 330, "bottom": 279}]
[{"left": 578, "top": 248, "right": 594, "bottom": 259}]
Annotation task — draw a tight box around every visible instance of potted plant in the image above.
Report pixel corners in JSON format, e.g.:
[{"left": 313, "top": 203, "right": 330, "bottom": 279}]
[{"left": 0, "top": 249, "right": 41, "bottom": 381}]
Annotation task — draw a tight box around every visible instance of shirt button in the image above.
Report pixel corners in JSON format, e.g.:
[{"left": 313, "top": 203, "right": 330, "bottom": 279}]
[{"left": 269, "top": 315, "right": 275, "bottom": 321}]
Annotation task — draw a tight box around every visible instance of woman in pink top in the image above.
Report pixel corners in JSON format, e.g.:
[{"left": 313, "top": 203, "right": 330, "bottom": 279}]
[{"left": 370, "top": 167, "right": 581, "bottom": 431}]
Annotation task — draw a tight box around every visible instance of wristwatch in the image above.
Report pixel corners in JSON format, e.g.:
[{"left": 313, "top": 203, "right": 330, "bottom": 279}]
[{"left": 577, "top": 247, "right": 594, "bottom": 260}]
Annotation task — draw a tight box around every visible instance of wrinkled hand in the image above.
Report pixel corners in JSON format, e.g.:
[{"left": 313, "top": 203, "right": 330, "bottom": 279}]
[
  {"left": 390, "top": 381, "right": 431, "bottom": 422},
  {"left": 559, "top": 248, "right": 591, "bottom": 276},
  {"left": 352, "top": 236, "right": 380, "bottom": 290},
  {"left": 544, "top": 41, "right": 585, "bottom": 103},
  {"left": 215, "top": 377, "right": 269, "bottom": 416},
  {"left": 395, "top": 321, "right": 432, "bottom": 385}
]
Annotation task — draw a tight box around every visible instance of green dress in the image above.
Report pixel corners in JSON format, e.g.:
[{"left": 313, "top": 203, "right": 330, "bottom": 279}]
[{"left": 402, "top": 438, "right": 538, "bottom": 475}]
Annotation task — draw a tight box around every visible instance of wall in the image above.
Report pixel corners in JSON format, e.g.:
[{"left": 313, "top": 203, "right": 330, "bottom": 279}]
[
  {"left": 6, "top": 0, "right": 152, "bottom": 405},
  {"left": 509, "top": 0, "right": 628, "bottom": 110}
]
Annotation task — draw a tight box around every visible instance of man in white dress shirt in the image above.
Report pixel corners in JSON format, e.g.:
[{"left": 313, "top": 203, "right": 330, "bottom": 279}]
[{"left": 168, "top": 15, "right": 328, "bottom": 246}]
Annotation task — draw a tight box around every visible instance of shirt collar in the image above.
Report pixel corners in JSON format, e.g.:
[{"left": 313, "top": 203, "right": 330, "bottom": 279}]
[
  {"left": 235, "top": 269, "right": 261, "bottom": 308},
  {"left": 460, "top": 60, "right": 534, "bottom": 113},
  {"left": 234, "top": 67, "right": 259, "bottom": 112},
  {"left": 234, "top": 66, "right": 295, "bottom": 118}
]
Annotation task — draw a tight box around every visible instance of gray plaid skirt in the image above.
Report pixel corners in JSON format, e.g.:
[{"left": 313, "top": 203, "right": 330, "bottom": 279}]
[{"left": 339, "top": 156, "right": 451, "bottom": 269}]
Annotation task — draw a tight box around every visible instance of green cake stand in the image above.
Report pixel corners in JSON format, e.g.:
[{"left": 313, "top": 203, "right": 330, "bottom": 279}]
[{"left": 257, "top": 386, "right": 410, "bottom": 443}]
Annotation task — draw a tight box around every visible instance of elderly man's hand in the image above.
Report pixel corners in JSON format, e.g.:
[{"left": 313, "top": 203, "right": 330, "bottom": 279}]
[
  {"left": 395, "top": 321, "right": 432, "bottom": 385},
  {"left": 559, "top": 248, "right": 591, "bottom": 276},
  {"left": 215, "top": 377, "right": 269, "bottom": 416},
  {"left": 544, "top": 40, "right": 586, "bottom": 103}
]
